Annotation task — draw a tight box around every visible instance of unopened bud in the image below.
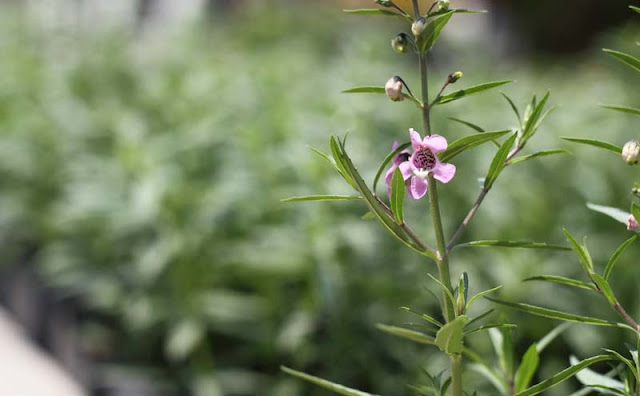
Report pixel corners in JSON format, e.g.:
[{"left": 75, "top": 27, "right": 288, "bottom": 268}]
[
  {"left": 385, "top": 76, "right": 404, "bottom": 102},
  {"left": 375, "top": 0, "right": 393, "bottom": 7},
  {"left": 391, "top": 33, "right": 409, "bottom": 54},
  {"left": 411, "top": 17, "right": 427, "bottom": 37},
  {"left": 628, "top": 214, "right": 639, "bottom": 231},
  {"left": 622, "top": 140, "right": 640, "bottom": 165},
  {"left": 447, "top": 71, "right": 463, "bottom": 84},
  {"left": 438, "top": 0, "right": 450, "bottom": 11}
]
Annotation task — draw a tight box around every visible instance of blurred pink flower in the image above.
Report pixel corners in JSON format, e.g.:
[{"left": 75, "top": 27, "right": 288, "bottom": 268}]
[
  {"left": 384, "top": 141, "right": 411, "bottom": 196},
  {"left": 627, "top": 214, "right": 639, "bottom": 231}
]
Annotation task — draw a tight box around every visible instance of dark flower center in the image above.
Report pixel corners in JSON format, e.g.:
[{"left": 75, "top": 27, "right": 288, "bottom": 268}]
[
  {"left": 412, "top": 148, "right": 436, "bottom": 170},
  {"left": 398, "top": 153, "right": 410, "bottom": 162}
]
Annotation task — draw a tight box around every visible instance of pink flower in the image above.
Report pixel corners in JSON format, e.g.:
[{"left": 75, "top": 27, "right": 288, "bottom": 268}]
[
  {"left": 385, "top": 128, "right": 456, "bottom": 200},
  {"left": 384, "top": 141, "right": 411, "bottom": 196},
  {"left": 627, "top": 215, "right": 639, "bottom": 231}
]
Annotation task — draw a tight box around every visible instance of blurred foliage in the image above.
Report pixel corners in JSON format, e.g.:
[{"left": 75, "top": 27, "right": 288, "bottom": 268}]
[{"left": 0, "top": 2, "right": 638, "bottom": 396}]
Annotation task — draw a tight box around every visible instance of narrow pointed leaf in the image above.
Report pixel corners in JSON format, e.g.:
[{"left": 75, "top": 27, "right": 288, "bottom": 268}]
[
  {"left": 400, "top": 307, "right": 444, "bottom": 328},
  {"left": 390, "top": 168, "right": 405, "bottom": 223},
  {"left": 465, "top": 323, "right": 517, "bottom": 336},
  {"left": 468, "top": 363, "right": 509, "bottom": 395},
  {"left": 466, "top": 286, "right": 502, "bottom": 311},
  {"left": 343, "top": 8, "right": 407, "bottom": 19},
  {"left": 281, "top": 195, "right": 362, "bottom": 203},
  {"left": 484, "top": 133, "right": 517, "bottom": 189},
  {"left": 571, "top": 356, "right": 626, "bottom": 393},
  {"left": 630, "top": 5, "right": 640, "bottom": 14},
  {"left": 435, "top": 315, "right": 469, "bottom": 354},
  {"left": 434, "top": 81, "right": 512, "bottom": 105},
  {"left": 524, "top": 275, "right": 596, "bottom": 292},
  {"left": 373, "top": 142, "right": 410, "bottom": 193},
  {"left": 427, "top": 273, "right": 456, "bottom": 309},
  {"left": 561, "top": 137, "right": 622, "bottom": 154},
  {"left": 521, "top": 91, "right": 550, "bottom": 143},
  {"left": 439, "top": 130, "right": 511, "bottom": 162},
  {"left": 429, "top": 8, "right": 487, "bottom": 17},
  {"left": 501, "top": 92, "right": 522, "bottom": 126},
  {"left": 563, "top": 229, "right": 594, "bottom": 274},
  {"left": 515, "top": 344, "right": 540, "bottom": 392},
  {"left": 603, "top": 49, "right": 640, "bottom": 73},
  {"left": 507, "top": 149, "right": 571, "bottom": 165},
  {"left": 604, "top": 234, "right": 638, "bottom": 280},
  {"left": 448, "top": 117, "right": 485, "bottom": 132},
  {"left": 515, "top": 355, "right": 617, "bottom": 396},
  {"left": 486, "top": 297, "right": 631, "bottom": 329},
  {"left": 591, "top": 274, "right": 618, "bottom": 306},
  {"left": 602, "top": 349, "right": 638, "bottom": 383},
  {"left": 330, "top": 136, "right": 357, "bottom": 189},
  {"left": 281, "top": 366, "right": 384, "bottom": 396},
  {"left": 587, "top": 203, "right": 630, "bottom": 225},
  {"left": 342, "top": 86, "right": 422, "bottom": 106},
  {"left": 420, "top": 11, "right": 454, "bottom": 53},
  {"left": 601, "top": 105, "right": 640, "bottom": 116},
  {"left": 455, "top": 240, "right": 570, "bottom": 250},
  {"left": 376, "top": 324, "right": 435, "bottom": 345}
]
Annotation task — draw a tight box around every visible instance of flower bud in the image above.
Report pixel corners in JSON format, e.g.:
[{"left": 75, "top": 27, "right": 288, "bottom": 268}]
[
  {"left": 628, "top": 214, "right": 639, "bottom": 231},
  {"left": 438, "top": 0, "right": 450, "bottom": 11},
  {"left": 411, "top": 17, "right": 427, "bottom": 37},
  {"left": 447, "top": 71, "right": 463, "bottom": 84},
  {"left": 391, "top": 33, "right": 409, "bottom": 54},
  {"left": 375, "top": 0, "right": 393, "bottom": 7},
  {"left": 385, "top": 76, "right": 404, "bottom": 102},
  {"left": 622, "top": 140, "right": 640, "bottom": 165}
]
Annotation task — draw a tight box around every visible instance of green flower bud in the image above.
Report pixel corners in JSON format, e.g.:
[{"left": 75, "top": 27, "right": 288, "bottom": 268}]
[
  {"left": 375, "top": 0, "right": 393, "bottom": 7},
  {"left": 447, "top": 71, "right": 463, "bottom": 84},
  {"left": 438, "top": 0, "right": 450, "bottom": 11},
  {"left": 411, "top": 17, "right": 427, "bottom": 37},
  {"left": 622, "top": 140, "right": 640, "bottom": 165},
  {"left": 391, "top": 33, "right": 409, "bottom": 54}
]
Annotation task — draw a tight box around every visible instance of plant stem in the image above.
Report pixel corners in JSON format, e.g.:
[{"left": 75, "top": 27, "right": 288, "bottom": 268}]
[{"left": 450, "top": 354, "right": 463, "bottom": 396}]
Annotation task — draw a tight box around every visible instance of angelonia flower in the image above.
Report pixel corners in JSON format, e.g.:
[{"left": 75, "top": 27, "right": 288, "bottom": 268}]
[
  {"left": 411, "top": 17, "right": 427, "bottom": 37},
  {"left": 385, "top": 141, "right": 411, "bottom": 196},
  {"left": 385, "top": 76, "right": 404, "bottom": 102},
  {"left": 627, "top": 214, "right": 639, "bottom": 231},
  {"left": 385, "top": 129, "right": 456, "bottom": 200},
  {"left": 438, "top": 0, "right": 450, "bottom": 11},
  {"left": 391, "top": 33, "right": 409, "bottom": 54},
  {"left": 621, "top": 140, "right": 640, "bottom": 165}
]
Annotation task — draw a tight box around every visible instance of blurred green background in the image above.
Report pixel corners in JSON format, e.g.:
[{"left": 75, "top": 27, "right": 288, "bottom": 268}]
[{"left": 0, "top": 1, "right": 639, "bottom": 395}]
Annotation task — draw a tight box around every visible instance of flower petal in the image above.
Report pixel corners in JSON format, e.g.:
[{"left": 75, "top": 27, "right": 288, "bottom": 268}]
[
  {"left": 398, "top": 161, "right": 413, "bottom": 180},
  {"left": 384, "top": 165, "right": 397, "bottom": 196},
  {"left": 409, "top": 128, "right": 423, "bottom": 151},
  {"left": 422, "top": 134, "right": 448, "bottom": 153},
  {"left": 391, "top": 141, "right": 399, "bottom": 151},
  {"left": 408, "top": 176, "right": 428, "bottom": 200},
  {"left": 432, "top": 162, "right": 456, "bottom": 183}
]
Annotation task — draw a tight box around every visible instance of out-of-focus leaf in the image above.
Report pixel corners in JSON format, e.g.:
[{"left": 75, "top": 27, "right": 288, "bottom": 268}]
[
  {"left": 373, "top": 142, "right": 410, "bottom": 193},
  {"left": 507, "top": 149, "right": 571, "bottom": 165},
  {"left": 563, "top": 229, "right": 594, "bottom": 274},
  {"left": 439, "top": 130, "right": 511, "bottom": 162},
  {"left": 631, "top": 202, "right": 640, "bottom": 224},
  {"left": 390, "top": 168, "right": 405, "bottom": 223},
  {"left": 561, "top": 137, "right": 622, "bottom": 154},
  {"left": 281, "top": 366, "right": 384, "bottom": 396},
  {"left": 524, "top": 275, "right": 596, "bottom": 292},
  {"left": 489, "top": 327, "right": 514, "bottom": 380},
  {"left": 484, "top": 133, "right": 517, "bottom": 189},
  {"left": 604, "top": 234, "right": 638, "bottom": 280},
  {"left": 601, "top": 104, "right": 640, "bottom": 116},
  {"left": 515, "top": 355, "right": 617, "bottom": 396},
  {"left": 586, "top": 203, "right": 630, "bottom": 225},
  {"left": 419, "top": 11, "right": 454, "bottom": 53},
  {"left": 165, "top": 319, "right": 205, "bottom": 362},
  {"left": 455, "top": 240, "right": 570, "bottom": 250},
  {"left": 281, "top": 195, "right": 362, "bottom": 202},
  {"left": 631, "top": 5, "right": 640, "bottom": 14},
  {"left": 433, "top": 81, "right": 512, "bottom": 105},
  {"left": 603, "top": 49, "right": 640, "bottom": 73},
  {"left": 536, "top": 323, "right": 571, "bottom": 353},
  {"left": 515, "top": 344, "right": 539, "bottom": 392},
  {"left": 571, "top": 356, "right": 626, "bottom": 394},
  {"left": 376, "top": 324, "right": 435, "bottom": 345},
  {"left": 435, "top": 315, "right": 468, "bottom": 354}
]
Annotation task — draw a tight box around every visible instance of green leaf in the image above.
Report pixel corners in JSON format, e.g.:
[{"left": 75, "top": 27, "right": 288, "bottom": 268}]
[
  {"left": 586, "top": 203, "right": 630, "bottom": 225},
  {"left": 165, "top": 319, "right": 205, "bottom": 362},
  {"left": 419, "top": 11, "right": 454, "bottom": 53},
  {"left": 281, "top": 195, "right": 362, "bottom": 203},
  {"left": 372, "top": 142, "right": 410, "bottom": 193},
  {"left": 455, "top": 240, "right": 570, "bottom": 250},
  {"left": 427, "top": 273, "right": 456, "bottom": 310},
  {"left": 602, "top": 349, "right": 638, "bottom": 383},
  {"left": 466, "top": 285, "right": 502, "bottom": 311},
  {"left": 468, "top": 363, "right": 509, "bottom": 395},
  {"left": 390, "top": 168, "right": 405, "bottom": 223},
  {"left": 448, "top": 117, "right": 485, "bottom": 132},
  {"left": 281, "top": 366, "right": 384, "bottom": 396},
  {"left": 376, "top": 324, "right": 435, "bottom": 345},
  {"left": 507, "top": 149, "right": 571, "bottom": 165},
  {"left": 563, "top": 229, "right": 594, "bottom": 274},
  {"left": 571, "top": 355, "right": 626, "bottom": 394},
  {"left": 603, "top": 49, "right": 640, "bottom": 73},
  {"left": 439, "top": 130, "right": 511, "bottom": 162},
  {"left": 486, "top": 297, "right": 631, "bottom": 330},
  {"left": 521, "top": 91, "right": 550, "bottom": 143},
  {"left": 343, "top": 8, "right": 407, "bottom": 18},
  {"left": 631, "top": 202, "right": 640, "bottom": 224},
  {"left": 601, "top": 105, "right": 640, "bottom": 116},
  {"left": 400, "top": 306, "right": 444, "bottom": 328},
  {"left": 515, "top": 344, "right": 540, "bottom": 392},
  {"left": 524, "top": 275, "right": 596, "bottom": 292},
  {"left": 342, "top": 86, "right": 421, "bottom": 106},
  {"left": 489, "top": 327, "right": 515, "bottom": 380},
  {"left": 536, "top": 323, "right": 571, "bottom": 354},
  {"left": 330, "top": 136, "right": 357, "bottom": 189},
  {"left": 465, "top": 323, "right": 517, "bottom": 336},
  {"left": 631, "top": 5, "right": 640, "bottom": 14},
  {"left": 604, "top": 234, "right": 638, "bottom": 280},
  {"left": 501, "top": 92, "right": 522, "bottom": 127},
  {"left": 591, "top": 273, "right": 618, "bottom": 306},
  {"left": 515, "top": 355, "right": 617, "bottom": 396},
  {"left": 465, "top": 308, "right": 495, "bottom": 329},
  {"left": 433, "top": 80, "right": 512, "bottom": 105},
  {"left": 484, "top": 133, "right": 517, "bottom": 190},
  {"left": 435, "top": 315, "right": 469, "bottom": 354},
  {"left": 561, "top": 137, "right": 622, "bottom": 154},
  {"left": 428, "top": 8, "right": 487, "bottom": 17}
]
